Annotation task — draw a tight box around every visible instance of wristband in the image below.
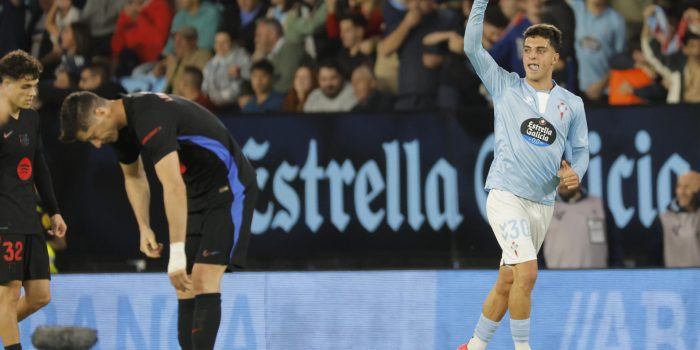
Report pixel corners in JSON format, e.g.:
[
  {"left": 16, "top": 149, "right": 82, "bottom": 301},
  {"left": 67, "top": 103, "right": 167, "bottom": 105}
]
[{"left": 168, "top": 242, "right": 186, "bottom": 274}]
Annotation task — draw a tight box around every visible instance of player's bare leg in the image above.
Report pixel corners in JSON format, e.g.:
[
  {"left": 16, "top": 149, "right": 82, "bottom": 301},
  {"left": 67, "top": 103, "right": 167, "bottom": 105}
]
[
  {"left": 0, "top": 281, "right": 22, "bottom": 347},
  {"left": 177, "top": 277, "right": 196, "bottom": 350},
  {"left": 189, "top": 263, "right": 226, "bottom": 350},
  {"left": 508, "top": 260, "right": 538, "bottom": 350},
  {"left": 17, "top": 279, "right": 50, "bottom": 321},
  {"left": 483, "top": 266, "right": 514, "bottom": 321},
  {"left": 464, "top": 266, "right": 513, "bottom": 350}
]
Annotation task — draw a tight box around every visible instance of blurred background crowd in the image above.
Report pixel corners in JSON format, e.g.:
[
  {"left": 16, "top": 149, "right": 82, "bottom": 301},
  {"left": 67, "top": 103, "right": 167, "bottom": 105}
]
[{"left": 2, "top": 0, "right": 700, "bottom": 115}]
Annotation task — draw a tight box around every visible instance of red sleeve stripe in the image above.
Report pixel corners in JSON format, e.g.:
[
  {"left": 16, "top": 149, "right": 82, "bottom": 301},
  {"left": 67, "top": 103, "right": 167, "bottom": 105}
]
[{"left": 141, "top": 126, "right": 163, "bottom": 145}]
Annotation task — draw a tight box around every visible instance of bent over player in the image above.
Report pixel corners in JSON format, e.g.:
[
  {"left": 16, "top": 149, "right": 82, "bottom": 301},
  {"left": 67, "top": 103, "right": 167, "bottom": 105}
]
[
  {"left": 59, "top": 91, "right": 257, "bottom": 350},
  {"left": 0, "top": 50, "right": 67, "bottom": 350},
  {"left": 459, "top": 1, "right": 589, "bottom": 349}
]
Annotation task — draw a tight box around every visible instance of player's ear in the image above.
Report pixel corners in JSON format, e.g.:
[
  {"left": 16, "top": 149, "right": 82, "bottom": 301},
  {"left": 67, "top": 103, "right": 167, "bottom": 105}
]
[
  {"left": 552, "top": 51, "right": 560, "bottom": 65},
  {"left": 94, "top": 106, "right": 108, "bottom": 118}
]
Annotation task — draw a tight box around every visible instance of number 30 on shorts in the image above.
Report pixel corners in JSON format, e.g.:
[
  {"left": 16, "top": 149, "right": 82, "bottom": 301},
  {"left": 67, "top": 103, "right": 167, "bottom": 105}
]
[
  {"left": 499, "top": 219, "right": 531, "bottom": 240},
  {"left": 1, "top": 238, "right": 23, "bottom": 262}
]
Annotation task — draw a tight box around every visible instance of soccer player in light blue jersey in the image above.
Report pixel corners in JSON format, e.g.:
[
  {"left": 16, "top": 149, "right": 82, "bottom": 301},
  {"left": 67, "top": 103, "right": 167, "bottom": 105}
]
[{"left": 458, "top": 0, "right": 589, "bottom": 350}]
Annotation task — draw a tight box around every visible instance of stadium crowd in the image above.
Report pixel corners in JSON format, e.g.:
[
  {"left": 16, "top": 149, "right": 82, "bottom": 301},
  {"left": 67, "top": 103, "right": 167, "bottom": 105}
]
[{"left": 1, "top": 0, "right": 700, "bottom": 114}]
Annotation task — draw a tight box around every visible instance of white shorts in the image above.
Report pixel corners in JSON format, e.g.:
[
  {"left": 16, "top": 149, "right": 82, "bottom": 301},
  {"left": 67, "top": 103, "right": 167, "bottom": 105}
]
[{"left": 486, "top": 189, "right": 554, "bottom": 265}]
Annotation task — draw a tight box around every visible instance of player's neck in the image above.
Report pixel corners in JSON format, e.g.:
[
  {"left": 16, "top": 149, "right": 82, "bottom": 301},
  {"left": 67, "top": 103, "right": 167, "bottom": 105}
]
[
  {"left": 6, "top": 101, "right": 20, "bottom": 120},
  {"left": 525, "top": 77, "right": 554, "bottom": 92},
  {"left": 110, "top": 99, "right": 128, "bottom": 128}
]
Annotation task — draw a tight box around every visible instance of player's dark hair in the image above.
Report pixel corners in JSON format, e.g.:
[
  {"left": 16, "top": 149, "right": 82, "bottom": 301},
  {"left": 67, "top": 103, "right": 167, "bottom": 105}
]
[
  {"left": 251, "top": 60, "right": 275, "bottom": 76},
  {"left": 59, "top": 91, "right": 106, "bottom": 143},
  {"left": 523, "top": 24, "right": 562, "bottom": 53},
  {"left": 0, "top": 50, "right": 43, "bottom": 81}
]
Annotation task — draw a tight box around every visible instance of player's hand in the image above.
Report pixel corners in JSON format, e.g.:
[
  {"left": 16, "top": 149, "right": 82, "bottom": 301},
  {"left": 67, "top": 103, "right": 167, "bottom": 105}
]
[
  {"left": 48, "top": 214, "right": 67, "bottom": 237},
  {"left": 139, "top": 228, "right": 163, "bottom": 258},
  {"left": 557, "top": 160, "right": 579, "bottom": 190},
  {"left": 168, "top": 269, "right": 192, "bottom": 292}
]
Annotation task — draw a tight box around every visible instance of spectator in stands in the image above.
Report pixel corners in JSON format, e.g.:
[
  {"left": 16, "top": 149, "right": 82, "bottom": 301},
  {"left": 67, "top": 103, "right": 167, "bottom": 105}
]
[
  {"left": 611, "top": 0, "right": 653, "bottom": 44},
  {"left": 55, "top": 22, "right": 92, "bottom": 85},
  {"left": 489, "top": 0, "right": 545, "bottom": 77},
  {"left": 78, "top": 61, "right": 127, "bottom": 99},
  {"left": 202, "top": 31, "right": 252, "bottom": 108},
  {"left": 304, "top": 60, "right": 357, "bottom": 112},
  {"left": 41, "top": 0, "right": 80, "bottom": 73},
  {"left": 252, "top": 18, "right": 309, "bottom": 94},
  {"left": 350, "top": 65, "right": 393, "bottom": 111},
  {"left": 377, "top": 0, "right": 461, "bottom": 110},
  {"left": 242, "top": 60, "right": 285, "bottom": 112},
  {"left": 642, "top": 5, "right": 700, "bottom": 103},
  {"left": 336, "top": 14, "right": 374, "bottom": 79},
  {"left": 163, "top": 0, "right": 221, "bottom": 54},
  {"left": 176, "top": 66, "right": 217, "bottom": 111},
  {"left": 499, "top": 0, "right": 525, "bottom": 32},
  {"left": 541, "top": 0, "right": 577, "bottom": 89},
  {"left": 658, "top": 170, "right": 700, "bottom": 267},
  {"left": 482, "top": 3, "right": 510, "bottom": 50},
  {"left": 282, "top": 64, "right": 318, "bottom": 112},
  {"left": 44, "top": 0, "right": 80, "bottom": 47},
  {"left": 266, "top": 0, "right": 328, "bottom": 51},
  {"left": 608, "top": 36, "right": 666, "bottom": 105},
  {"left": 327, "top": 0, "right": 383, "bottom": 40},
  {"left": 158, "top": 26, "right": 212, "bottom": 95},
  {"left": 544, "top": 186, "right": 608, "bottom": 269},
  {"left": 420, "top": 0, "right": 489, "bottom": 108},
  {"left": 111, "top": 0, "right": 173, "bottom": 77},
  {"left": 569, "top": 0, "right": 626, "bottom": 102},
  {"left": 79, "top": 0, "right": 125, "bottom": 56},
  {"left": 219, "top": 0, "right": 269, "bottom": 54}
]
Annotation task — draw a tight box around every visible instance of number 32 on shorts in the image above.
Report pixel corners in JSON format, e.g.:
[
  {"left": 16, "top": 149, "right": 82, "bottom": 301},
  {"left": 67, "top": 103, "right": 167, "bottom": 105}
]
[
  {"left": 499, "top": 219, "right": 531, "bottom": 240},
  {"left": 0, "top": 238, "right": 23, "bottom": 262}
]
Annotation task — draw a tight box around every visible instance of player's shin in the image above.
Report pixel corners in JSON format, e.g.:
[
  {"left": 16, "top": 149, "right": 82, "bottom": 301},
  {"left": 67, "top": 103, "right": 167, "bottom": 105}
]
[{"left": 191, "top": 293, "right": 222, "bottom": 350}]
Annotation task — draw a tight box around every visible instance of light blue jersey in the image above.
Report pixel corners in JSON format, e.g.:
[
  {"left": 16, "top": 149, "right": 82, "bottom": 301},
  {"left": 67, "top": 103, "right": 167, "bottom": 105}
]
[{"left": 464, "top": 0, "right": 589, "bottom": 205}]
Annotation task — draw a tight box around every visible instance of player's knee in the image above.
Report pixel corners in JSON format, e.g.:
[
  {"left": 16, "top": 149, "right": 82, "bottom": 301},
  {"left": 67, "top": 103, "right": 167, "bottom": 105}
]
[
  {"left": 190, "top": 273, "right": 216, "bottom": 294},
  {"left": 514, "top": 268, "right": 538, "bottom": 290},
  {"left": 31, "top": 292, "right": 51, "bottom": 309},
  {"left": 495, "top": 270, "right": 514, "bottom": 294}
]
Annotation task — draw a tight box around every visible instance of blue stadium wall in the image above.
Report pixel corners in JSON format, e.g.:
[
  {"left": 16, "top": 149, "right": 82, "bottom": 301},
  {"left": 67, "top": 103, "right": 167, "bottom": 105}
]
[{"left": 20, "top": 269, "right": 700, "bottom": 349}]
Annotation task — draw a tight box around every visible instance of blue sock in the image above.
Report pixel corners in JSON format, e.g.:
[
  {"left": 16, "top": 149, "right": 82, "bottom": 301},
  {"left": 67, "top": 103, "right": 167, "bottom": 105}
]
[
  {"left": 510, "top": 318, "right": 530, "bottom": 343},
  {"left": 474, "top": 313, "right": 500, "bottom": 343}
]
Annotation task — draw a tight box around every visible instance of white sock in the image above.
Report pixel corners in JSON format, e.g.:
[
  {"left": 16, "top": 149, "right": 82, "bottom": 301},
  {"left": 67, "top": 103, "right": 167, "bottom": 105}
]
[
  {"left": 511, "top": 318, "right": 531, "bottom": 350},
  {"left": 467, "top": 336, "right": 488, "bottom": 350},
  {"left": 514, "top": 342, "right": 531, "bottom": 350}
]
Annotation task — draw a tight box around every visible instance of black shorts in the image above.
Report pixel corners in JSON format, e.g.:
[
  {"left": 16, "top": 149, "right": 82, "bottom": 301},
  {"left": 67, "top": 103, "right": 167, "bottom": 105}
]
[
  {"left": 185, "top": 185, "right": 257, "bottom": 274},
  {"left": 0, "top": 233, "right": 50, "bottom": 284}
]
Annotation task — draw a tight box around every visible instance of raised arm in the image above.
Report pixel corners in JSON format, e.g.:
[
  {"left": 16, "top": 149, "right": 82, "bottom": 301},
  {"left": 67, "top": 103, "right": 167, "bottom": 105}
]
[
  {"left": 153, "top": 151, "right": 191, "bottom": 292},
  {"left": 463, "top": 0, "right": 517, "bottom": 98}
]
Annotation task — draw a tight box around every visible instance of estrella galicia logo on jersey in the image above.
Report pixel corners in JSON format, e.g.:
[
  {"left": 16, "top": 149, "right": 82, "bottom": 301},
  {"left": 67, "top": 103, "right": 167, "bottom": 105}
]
[
  {"left": 19, "top": 134, "right": 29, "bottom": 147},
  {"left": 520, "top": 118, "right": 556, "bottom": 147},
  {"left": 17, "top": 157, "right": 32, "bottom": 181}
]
